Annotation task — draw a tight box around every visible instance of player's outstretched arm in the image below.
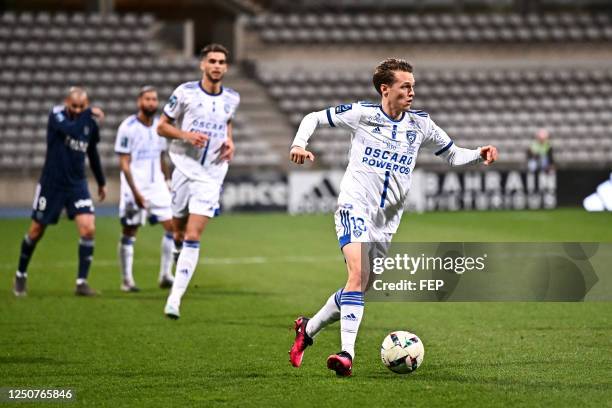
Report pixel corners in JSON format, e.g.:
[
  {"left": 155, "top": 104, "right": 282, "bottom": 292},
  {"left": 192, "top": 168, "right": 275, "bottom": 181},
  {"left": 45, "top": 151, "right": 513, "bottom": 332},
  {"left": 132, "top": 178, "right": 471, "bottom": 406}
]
[
  {"left": 439, "top": 143, "right": 498, "bottom": 167},
  {"left": 479, "top": 145, "right": 498, "bottom": 165},
  {"left": 156, "top": 114, "right": 208, "bottom": 148},
  {"left": 289, "top": 146, "right": 315, "bottom": 164},
  {"left": 289, "top": 110, "right": 333, "bottom": 164}
]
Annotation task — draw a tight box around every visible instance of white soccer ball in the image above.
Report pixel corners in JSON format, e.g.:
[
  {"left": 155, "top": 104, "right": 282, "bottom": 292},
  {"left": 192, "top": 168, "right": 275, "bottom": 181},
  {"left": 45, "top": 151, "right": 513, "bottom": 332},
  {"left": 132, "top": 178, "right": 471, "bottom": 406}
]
[{"left": 380, "top": 331, "right": 425, "bottom": 374}]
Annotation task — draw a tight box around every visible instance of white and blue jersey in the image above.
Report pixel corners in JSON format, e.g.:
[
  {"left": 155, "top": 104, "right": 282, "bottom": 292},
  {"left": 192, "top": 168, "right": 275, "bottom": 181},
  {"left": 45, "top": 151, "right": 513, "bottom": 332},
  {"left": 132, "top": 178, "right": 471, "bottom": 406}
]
[
  {"left": 292, "top": 101, "right": 482, "bottom": 245},
  {"left": 114, "top": 115, "right": 172, "bottom": 225},
  {"left": 162, "top": 81, "right": 240, "bottom": 183},
  {"left": 115, "top": 115, "right": 167, "bottom": 193}
]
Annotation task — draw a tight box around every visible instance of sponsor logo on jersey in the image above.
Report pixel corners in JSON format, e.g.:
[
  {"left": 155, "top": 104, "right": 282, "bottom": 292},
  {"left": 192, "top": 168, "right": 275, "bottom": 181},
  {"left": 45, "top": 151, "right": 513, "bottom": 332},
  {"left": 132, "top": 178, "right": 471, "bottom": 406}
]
[
  {"left": 224, "top": 103, "right": 231, "bottom": 113},
  {"left": 366, "top": 112, "right": 386, "bottom": 127},
  {"left": 335, "top": 104, "right": 352, "bottom": 114},
  {"left": 372, "top": 126, "right": 382, "bottom": 134},
  {"left": 64, "top": 136, "right": 89, "bottom": 152},
  {"left": 362, "top": 146, "right": 413, "bottom": 174}
]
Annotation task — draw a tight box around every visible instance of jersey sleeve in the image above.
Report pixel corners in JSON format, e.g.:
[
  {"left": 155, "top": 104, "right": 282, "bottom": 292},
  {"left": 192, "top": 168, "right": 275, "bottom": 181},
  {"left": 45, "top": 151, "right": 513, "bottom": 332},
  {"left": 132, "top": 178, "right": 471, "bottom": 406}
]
[
  {"left": 114, "top": 122, "right": 132, "bottom": 154},
  {"left": 325, "top": 103, "right": 362, "bottom": 131},
  {"left": 89, "top": 118, "right": 100, "bottom": 145},
  {"left": 48, "top": 106, "right": 85, "bottom": 137},
  {"left": 87, "top": 120, "right": 105, "bottom": 186},
  {"left": 291, "top": 102, "right": 361, "bottom": 149},
  {"left": 421, "top": 116, "right": 454, "bottom": 156},
  {"left": 230, "top": 95, "right": 240, "bottom": 121},
  {"left": 162, "top": 85, "right": 185, "bottom": 120}
]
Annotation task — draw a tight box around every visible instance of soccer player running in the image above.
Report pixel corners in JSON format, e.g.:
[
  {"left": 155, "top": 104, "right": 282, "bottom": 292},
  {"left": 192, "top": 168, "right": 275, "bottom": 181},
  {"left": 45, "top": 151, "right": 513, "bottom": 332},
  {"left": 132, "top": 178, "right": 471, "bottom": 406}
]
[
  {"left": 157, "top": 44, "right": 240, "bottom": 319},
  {"left": 288, "top": 59, "right": 498, "bottom": 376},
  {"left": 114, "top": 86, "right": 175, "bottom": 292},
  {"left": 13, "top": 87, "right": 106, "bottom": 297}
]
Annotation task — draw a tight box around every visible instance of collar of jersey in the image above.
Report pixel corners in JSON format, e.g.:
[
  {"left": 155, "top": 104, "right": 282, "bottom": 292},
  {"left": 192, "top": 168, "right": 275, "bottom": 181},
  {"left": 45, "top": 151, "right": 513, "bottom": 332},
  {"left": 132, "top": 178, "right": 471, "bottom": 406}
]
[
  {"left": 199, "top": 81, "right": 223, "bottom": 96},
  {"left": 134, "top": 114, "right": 155, "bottom": 128},
  {"left": 378, "top": 106, "right": 405, "bottom": 123}
]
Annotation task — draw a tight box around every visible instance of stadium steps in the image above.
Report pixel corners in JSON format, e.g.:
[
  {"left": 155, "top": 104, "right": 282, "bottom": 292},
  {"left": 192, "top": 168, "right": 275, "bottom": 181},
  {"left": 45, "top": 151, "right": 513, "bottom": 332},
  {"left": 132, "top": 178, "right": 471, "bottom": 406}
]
[{"left": 225, "top": 69, "right": 293, "bottom": 169}]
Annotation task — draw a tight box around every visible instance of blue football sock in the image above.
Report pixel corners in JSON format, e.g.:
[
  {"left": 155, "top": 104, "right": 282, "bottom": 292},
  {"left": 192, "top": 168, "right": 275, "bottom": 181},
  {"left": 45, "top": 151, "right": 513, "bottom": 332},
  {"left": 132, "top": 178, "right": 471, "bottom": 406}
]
[{"left": 78, "top": 237, "right": 95, "bottom": 280}]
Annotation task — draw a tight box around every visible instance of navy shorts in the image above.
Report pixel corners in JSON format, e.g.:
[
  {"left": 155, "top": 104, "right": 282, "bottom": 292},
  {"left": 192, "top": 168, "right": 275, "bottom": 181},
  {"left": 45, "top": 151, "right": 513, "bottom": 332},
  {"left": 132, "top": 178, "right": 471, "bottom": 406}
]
[{"left": 31, "top": 182, "right": 94, "bottom": 225}]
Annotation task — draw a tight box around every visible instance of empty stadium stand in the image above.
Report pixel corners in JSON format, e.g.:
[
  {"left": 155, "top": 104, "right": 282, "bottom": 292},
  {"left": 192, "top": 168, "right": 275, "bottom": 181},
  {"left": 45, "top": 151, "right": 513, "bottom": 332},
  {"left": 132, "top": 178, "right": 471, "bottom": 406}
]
[
  {"left": 0, "top": 11, "right": 281, "bottom": 174},
  {"left": 258, "top": 67, "right": 612, "bottom": 168},
  {"left": 0, "top": 6, "right": 611, "bottom": 181},
  {"left": 246, "top": 12, "right": 612, "bottom": 44}
]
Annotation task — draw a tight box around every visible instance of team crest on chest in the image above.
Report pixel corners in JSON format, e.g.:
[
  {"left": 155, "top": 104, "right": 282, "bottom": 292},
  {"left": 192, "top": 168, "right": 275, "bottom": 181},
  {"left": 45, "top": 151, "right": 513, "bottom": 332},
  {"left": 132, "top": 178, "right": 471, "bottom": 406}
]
[{"left": 406, "top": 130, "right": 417, "bottom": 145}]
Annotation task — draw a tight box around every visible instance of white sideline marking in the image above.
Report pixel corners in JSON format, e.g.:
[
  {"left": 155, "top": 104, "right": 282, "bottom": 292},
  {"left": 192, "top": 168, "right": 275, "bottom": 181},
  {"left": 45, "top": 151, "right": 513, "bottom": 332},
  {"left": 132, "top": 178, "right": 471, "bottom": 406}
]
[{"left": 1, "top": 255, "right": 343, "bottom": 269}]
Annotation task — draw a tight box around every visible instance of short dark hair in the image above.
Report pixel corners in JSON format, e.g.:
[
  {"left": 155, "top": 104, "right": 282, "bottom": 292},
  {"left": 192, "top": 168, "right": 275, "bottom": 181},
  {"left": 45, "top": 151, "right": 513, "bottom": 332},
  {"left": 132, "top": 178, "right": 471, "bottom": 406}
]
[
  {"left": 199, "top": 43, "right": 229, "bottom": 60},
  {"left": 372, "top": 58, "right": 413, "bottom": 95},
  {"left": 138, "top": 85, "right": 157, "bottom": 97}
]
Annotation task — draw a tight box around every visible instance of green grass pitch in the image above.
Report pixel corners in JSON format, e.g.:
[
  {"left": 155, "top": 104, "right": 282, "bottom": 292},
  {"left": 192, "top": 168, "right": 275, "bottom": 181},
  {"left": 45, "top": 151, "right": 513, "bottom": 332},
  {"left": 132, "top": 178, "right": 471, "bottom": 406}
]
[{"left": 1, "top": 209, "right": 611, "bottom": 407}]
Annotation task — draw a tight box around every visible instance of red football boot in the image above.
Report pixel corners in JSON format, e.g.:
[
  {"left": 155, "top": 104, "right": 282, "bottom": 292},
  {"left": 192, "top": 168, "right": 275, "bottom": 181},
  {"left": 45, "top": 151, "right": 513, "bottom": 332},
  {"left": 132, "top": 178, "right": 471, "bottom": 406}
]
[
  {"left": 326, "top": 351, "right": 353, "bottom": 377},
  {"left": 289, "top": 316, "right": 313, "bottom": 367}
]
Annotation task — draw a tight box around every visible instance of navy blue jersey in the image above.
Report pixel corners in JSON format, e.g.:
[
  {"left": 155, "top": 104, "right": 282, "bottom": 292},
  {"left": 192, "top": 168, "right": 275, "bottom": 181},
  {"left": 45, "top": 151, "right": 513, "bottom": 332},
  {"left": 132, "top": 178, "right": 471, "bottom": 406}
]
[{"left": 39, "top": 106, "right": 105, "bottom": 188}]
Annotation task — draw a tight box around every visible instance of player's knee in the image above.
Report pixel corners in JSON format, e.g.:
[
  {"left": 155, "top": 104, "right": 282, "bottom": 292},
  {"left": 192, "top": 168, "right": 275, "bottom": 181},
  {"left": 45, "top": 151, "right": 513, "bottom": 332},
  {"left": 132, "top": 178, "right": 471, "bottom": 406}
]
[
  {"left": 184, "top": 232, "right": 199, "bottom": 241},
  {"left": 346, "top": 266, "right": 362, "bottom": 284},
  {"left": 80, "top": 224, "right": 95, "bottom": 239},
  {"left": 28, "top": 222, "right": 45, "bottom": 241}
]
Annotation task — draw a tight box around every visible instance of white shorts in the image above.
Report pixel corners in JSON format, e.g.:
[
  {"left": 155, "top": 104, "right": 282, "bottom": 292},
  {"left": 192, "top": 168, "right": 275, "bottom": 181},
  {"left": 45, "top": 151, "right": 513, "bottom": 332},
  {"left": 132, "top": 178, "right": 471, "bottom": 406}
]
[
  {"left": 119, "top": 184, "right": 172, "bottom": 227},
  {"left": 171, "top": 169, "right": 222, "bottom": 219},
  {"left": 334, "top": 203, "right": 393, "bottom": 248}
]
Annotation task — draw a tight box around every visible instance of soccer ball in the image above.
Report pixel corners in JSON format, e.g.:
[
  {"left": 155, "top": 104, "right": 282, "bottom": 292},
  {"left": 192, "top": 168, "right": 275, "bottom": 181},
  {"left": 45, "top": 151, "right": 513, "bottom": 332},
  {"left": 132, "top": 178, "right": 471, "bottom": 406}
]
[{"left": 380, "top": 331, "right": 425, "bottom": 374}]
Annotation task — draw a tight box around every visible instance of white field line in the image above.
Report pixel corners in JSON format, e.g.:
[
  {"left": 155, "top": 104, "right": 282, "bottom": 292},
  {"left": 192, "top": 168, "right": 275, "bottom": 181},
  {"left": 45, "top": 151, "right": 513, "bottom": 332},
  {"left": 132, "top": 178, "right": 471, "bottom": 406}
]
[{"left": 1, "top": 255, "right": 343, "bottom": 269}]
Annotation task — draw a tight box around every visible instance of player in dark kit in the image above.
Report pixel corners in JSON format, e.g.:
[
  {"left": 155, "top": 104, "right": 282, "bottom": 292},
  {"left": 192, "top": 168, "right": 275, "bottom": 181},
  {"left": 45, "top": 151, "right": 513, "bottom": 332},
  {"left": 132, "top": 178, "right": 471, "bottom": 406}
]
[{"left": 13, "top": 87, "right": 107, "bottom": 297}]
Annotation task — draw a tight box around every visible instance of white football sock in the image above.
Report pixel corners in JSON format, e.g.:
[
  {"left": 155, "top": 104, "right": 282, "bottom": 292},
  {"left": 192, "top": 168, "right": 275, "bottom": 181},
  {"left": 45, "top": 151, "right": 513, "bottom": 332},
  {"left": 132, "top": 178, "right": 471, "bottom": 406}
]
[
  {"left": 305, "top": 288, "right": 342, "bottom": 338},
  {"left": 159, "top": 232, "right": 174, "bottom": 281},
  {"left": 339, "top": 291, "right": 364, "bottom": 360},
  {"left": 167, "top": 240, "right": 200, "bottom": 306},
  {"left": 119, "top": 236, "right": 135, "bottom": 285}
]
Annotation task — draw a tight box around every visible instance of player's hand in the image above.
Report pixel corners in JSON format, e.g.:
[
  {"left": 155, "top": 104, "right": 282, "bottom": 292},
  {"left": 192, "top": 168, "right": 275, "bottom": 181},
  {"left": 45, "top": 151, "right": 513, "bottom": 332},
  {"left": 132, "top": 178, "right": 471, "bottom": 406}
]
[
  {"left": 91, "top": 107, "right": 105, "bottom": 122},
  {"left": 98, "top": 185, "right": 107, "bottom": 202},
  {"left": 134, "top": 191, "right": 147, "bottom": 209},
  {"left": 216, "top": 138, "right": 235, "bottom": 162},
  {"left": 290, "top": 146, "right": 315, "bottom": 164},
  {"left": 480, "top": 145, "right": 498, "bottom": 166},
  {"left": 183, "top": 131, "right": 208, "bottom": 148}
]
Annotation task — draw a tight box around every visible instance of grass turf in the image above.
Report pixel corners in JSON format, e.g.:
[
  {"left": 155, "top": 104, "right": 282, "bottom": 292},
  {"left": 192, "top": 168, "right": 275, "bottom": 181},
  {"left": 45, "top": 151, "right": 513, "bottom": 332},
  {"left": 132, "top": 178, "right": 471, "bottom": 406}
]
[{"left": 0, "top": 209, "right": 611, "bottom": 407}]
